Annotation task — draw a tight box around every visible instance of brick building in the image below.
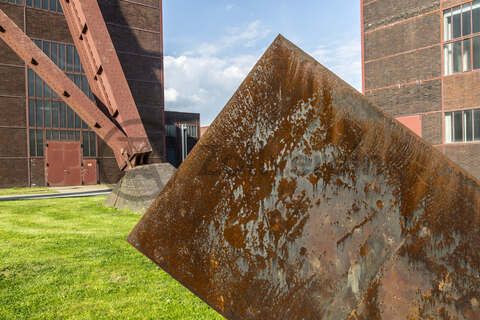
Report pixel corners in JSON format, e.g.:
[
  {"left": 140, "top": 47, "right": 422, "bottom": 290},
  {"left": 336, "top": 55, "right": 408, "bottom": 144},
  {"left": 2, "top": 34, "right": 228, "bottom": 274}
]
[
  {"left": 362, "top": 0, "right": 480, "bottom": 179},
  {"left": 0, "top": 0, "right": 198, "bottom": 187}
]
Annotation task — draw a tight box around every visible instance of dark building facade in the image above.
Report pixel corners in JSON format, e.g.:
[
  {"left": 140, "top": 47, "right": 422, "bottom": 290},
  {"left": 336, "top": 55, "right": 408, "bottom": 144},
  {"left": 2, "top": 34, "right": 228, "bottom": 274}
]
[
  {"left": 362, "top": 0, "right": 480, "bottom": 179},
  {"left": 0, "top": 1, "right": 198, "bottom": 187},
  {"left": 165, "top": 111, "right": 200, "bottom": 168}
]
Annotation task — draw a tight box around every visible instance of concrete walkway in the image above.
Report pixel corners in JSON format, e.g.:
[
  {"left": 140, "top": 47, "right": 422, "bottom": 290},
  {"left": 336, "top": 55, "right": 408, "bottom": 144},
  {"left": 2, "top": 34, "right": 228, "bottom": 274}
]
[{"left": 0, "top": 185, "right": 113, "bottom": 202}]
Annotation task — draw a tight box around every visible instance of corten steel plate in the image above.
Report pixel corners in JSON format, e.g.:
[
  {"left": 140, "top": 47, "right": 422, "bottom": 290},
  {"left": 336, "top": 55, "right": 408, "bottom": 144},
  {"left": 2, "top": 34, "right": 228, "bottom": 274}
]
[{"left": 128, "top": 36, "right": 480, "bottom": 320}]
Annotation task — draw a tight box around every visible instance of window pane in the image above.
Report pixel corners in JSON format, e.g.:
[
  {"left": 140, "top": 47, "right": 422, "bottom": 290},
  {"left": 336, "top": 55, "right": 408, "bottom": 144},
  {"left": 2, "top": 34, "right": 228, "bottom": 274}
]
[
  {"left": 44, "top": 100, "right": 52, "bottom": 128},
  {"left": 474, "top": 109, "right": 480, "bottom": 140},
  {"left": 74, "top": 50, "right": 81, "bottom": 73},
  {"left": 28, "top": 69, "right": 34, "bottom": 97},
  {"left": 444, "top": 43, "right": 453, "bottom": 75},
  {"left": 36, "top": 100, "right": 44, "bottom": 127},
  {"left": 473, "top": 0, "right": 480, "bottom": 33},
  {"left": 58, "top": 44, "right": 65, "bottom": 70},
  {"left": 49, "top": 0, "right": 56, "bottom": 11},
  {"left": 463, "top": 39, "right": 472, "bottom": 72},
  {"left": 51, "top": 101, "right": 59, "bottom": 128},
  {"left": 35, "top": 72, "right": 43, "bottom": 97},
  {"left": 29, "top": 99, "right": 35, "bottom": 127},
  {"left": 34, "top": 0, "right": 41, "bottom": 9},
  {"left": 453, "top": 41, "right": 462, "bottom": 73},
  {"left": 29, "top": 129, "right": 36, "bottom": 156},
  {"left": 42, "top": 40, "right": 50, "bottom": 58},
  {"left": 82, "top": 132, "right": 90, "bottom": 157},
  {"left": 67, "top": 106, "right": 74, "bottom": 128},
  {"left": 59, "top": 102, "right": 66, "bottom": 128},
  {"left": 465, "top": 110, "right": 473, "bottom": 141},
  {"left": 454, "top": 111, "right": 463, "bottom": 142},
  {"left": 474, "top": 36, "right": 480, "bottom": 69},
  {"left": 453, "top": 6, "right": 462, "bottom": 39},
  {"left": 42, "top": 0, "right": 48, "bottom": 9},
  {"left": 75, "top": 113, "right": 81, "bottom": 128},
  {"left": 463, "top": 4, "right": 472, "bottom": 36},
  {"left": 89, "top": 132, "right": 96, "bottom": 157},
  {"left": 36, "top": 129, "right": 44, "bottom": 157},
  {"left": 51, "top": 43, "right": 58, "bottom": 66},
  {"left": 444, "top": 9, "right": 453, "bottom": 41},
  {"left": 66, "top": 45, "right": 74, "bottom": 72}
]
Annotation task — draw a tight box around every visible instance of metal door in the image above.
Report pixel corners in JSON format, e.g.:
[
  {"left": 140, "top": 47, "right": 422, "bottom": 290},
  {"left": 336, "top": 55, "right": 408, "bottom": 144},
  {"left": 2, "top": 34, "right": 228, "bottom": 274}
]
[
  {"left": 45, "top": 141, "right": 82, "bottom": 186},
  {"left": 82, "top": 159, "right": 98, "bottom": 185}
]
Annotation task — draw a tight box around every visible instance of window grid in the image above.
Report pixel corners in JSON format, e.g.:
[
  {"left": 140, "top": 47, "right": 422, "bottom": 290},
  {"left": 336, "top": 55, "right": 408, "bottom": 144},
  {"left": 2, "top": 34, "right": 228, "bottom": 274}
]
[
  {"left": 28, "top": 39, "right": 97, "bottom": 158},
  {"left": 444, "top": 1, "right": 480, "bottom": 75},
  {"left": 0, "top": 0, "right": 63, "bottom": 13},
  {"left": 445, "top": 108, "right": 480, "bottom": 143}
]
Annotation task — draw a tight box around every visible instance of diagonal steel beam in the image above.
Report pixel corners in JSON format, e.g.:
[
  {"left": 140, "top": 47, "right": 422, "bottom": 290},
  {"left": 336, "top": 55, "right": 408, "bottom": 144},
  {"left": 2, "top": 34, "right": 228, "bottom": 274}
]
[
  {"left": 0, "top": 9, "right": 142, "bottom": 170},
  {"left": 59, "top": 0, "right": 151, "bottom": 155}
]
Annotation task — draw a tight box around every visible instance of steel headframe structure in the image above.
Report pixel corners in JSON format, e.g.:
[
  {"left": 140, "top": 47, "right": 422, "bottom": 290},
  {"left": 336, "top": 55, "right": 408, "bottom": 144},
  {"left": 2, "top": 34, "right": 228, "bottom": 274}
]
[{"left": 0, "top": 1, "right": 152, "bottom": 170}]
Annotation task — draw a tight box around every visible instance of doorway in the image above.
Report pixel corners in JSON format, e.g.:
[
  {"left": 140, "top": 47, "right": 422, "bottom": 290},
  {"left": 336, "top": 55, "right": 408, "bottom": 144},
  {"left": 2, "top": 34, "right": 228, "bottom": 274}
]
[{"left": 45, "top": 141, "right": 82, "bottom": 187}]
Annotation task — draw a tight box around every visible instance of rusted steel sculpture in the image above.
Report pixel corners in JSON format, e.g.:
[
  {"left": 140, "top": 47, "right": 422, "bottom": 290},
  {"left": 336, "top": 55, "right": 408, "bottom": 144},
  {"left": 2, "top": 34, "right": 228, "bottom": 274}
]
[
  {"left": 129, "top": 35, "right": 480, "bottom": 319},
  {"left": 0, "top": 5, "right": 151, "bottom": 169}
]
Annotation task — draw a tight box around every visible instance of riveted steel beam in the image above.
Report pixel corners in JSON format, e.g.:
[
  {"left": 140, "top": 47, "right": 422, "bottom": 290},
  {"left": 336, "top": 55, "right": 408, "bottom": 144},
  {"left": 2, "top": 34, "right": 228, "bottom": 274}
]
[
  {"left": 0, "top": 9, "right": 142, "bottom": 170},
  {"left": 59, "top": 0, "right": 151, "bottom": 157}
]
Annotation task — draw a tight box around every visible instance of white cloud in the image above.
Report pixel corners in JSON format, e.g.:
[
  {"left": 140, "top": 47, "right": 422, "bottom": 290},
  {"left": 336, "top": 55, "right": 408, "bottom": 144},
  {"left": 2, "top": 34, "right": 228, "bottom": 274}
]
[
  {"left": 165, "top": 21, "right": 270, "bottom": 125},
  {"left": 311, "top": 39, "right": 362, "bottom": 91},
  {"left": 164, "top": 21, "right": 361, "bottom": 126},
  {"left": 164, "top": 88, "right": 179, "bottom": 102}
]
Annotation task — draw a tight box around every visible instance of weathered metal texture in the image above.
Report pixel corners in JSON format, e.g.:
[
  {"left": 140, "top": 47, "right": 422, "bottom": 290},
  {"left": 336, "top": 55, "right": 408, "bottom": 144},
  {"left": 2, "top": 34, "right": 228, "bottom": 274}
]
[
  {"left": 128, "top": 35, "right": 480, "bottom": 319},
  {"left": 59, "top": 0, "right": 152, "bottom": 157},
  {"left": 45, "top": 141, "right": 82, "bottom": 187},
  {"left": 0, "top": 9, "right": 146, "bottom": 169}
]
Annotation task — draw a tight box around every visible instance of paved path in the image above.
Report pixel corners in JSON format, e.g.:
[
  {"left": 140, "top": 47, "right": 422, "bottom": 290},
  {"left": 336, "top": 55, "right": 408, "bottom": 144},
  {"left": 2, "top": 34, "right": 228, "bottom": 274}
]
[{"left": 0, "top": 185, "right": 113, "bottom": 202}]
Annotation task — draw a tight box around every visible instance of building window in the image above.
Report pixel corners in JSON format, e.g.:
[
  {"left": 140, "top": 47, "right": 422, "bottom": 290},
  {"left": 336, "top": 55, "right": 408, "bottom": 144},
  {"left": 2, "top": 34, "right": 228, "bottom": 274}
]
[
  {"left": 445, "top": 109, "right": 480, "bottom": 143},
  {"left": 26, "top": 0, "right": 63, "bottom": 13},
  {"left": 444, "top": 1, "right": 480, "bottom": 75},
  {"left": 28, "top": 39, "right": 97, "bottom": 157}
]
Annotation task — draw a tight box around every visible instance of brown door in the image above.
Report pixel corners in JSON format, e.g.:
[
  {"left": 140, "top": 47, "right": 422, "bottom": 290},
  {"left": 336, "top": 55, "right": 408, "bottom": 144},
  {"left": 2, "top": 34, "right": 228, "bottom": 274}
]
[
  {"left": 82, "top": 159, "right": 98, "bottom": 185},
  {"left": 45, "top": 141, "right": 82, "bottom": 186}
]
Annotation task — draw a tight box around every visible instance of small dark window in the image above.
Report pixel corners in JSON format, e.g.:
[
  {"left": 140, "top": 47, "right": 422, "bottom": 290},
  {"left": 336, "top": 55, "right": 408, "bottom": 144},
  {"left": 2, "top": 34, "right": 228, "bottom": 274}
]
[
  {"left": 28, "top": 69, "right": 34, "bottom": 96},
  {"left": 51, "top": 101, "right": 59, "bottom": 128},
  {"left": 82, "top": 131, "right": 90, "bottom": 156},
  {"left": 59, "top": 102, "right": 66, "bottom": 128},
  {"left": 463, "top": 4, "right": 472, "bottom": 36},
  {"left": 474, "top": 36, "right": 480, "bottom": 69},
  {"left": 454, "top": 111, "right": 463, "bottom": 142},
  {"left": 36, "top": 129, "right": 44, "bottom": 156},
  {"left": 463, "top": 39, "right": 472, "bottom": 72},
  {"left": 42, "top": 40, "right": 50, "bottom": 58},
  {"left": 58, "top": 45, "right": 65, "bottom": 70},
  {"left": 74, "top": 50, "right": 81, "bottom": 73},
  {"left": 465, "top": 110, "right": 473, "bottom": 141},
  {"left": 67, "top": 106, "right": 75, "bottom": 128},
  {"left": 473, "top": 0, "right": 480, "bottom": 33},
  {"left": 453, "top": 6, "right": 462, "bottom": 38},
  {"left": 41, "top": 0, "right": 48, "bottom": 9},
  {"left": 44, "top": 100, "right": 52, "bottom": 128},
  {"left": 35, "top": 72, "right": 43, "bottom": 98},
  {"left": 35, "top": 100, "right": 44, "bottom": 127},
  {"left": 74, "top": 113, "right": 82, "bottom": 128},
  {"left": 453, "top": 41, "right": 462, "bottom": 73},
  {"left": 51, "top": 43, "right": 58, "bottom": 66},
  {"left": 29, "top": 99, "right": 35, "bottom": 127},
  {"left": 66, "top": 45, "right": 74, "bottom": 72},
  {"left": 49, "top": 0, "right": 56, "bottom": 11},
  {"left": 29, "top": 129, "right": 36, "bottom": 156},
  {"left": 475, "top": 110, "right": 480, "bottom": 140}
]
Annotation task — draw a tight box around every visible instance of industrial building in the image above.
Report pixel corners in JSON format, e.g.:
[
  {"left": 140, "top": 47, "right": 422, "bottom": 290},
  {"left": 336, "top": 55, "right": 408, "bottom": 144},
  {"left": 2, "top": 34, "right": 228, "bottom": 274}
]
[
  {"left": 362, "top": 0, "right": 480, "bottom": 179},
  {"left": 0, "top": 0, "right": 199, "bottom": 187}
]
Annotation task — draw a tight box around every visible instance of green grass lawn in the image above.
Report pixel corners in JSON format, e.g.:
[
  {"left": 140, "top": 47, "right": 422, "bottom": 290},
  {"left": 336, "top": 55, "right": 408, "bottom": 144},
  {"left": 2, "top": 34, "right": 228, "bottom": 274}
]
[
  {"left": 0, "top": 187, "right": 58, "bottom": 197},
  {"left": 0, "top": 196, "right": 222, "bottom": 320}
]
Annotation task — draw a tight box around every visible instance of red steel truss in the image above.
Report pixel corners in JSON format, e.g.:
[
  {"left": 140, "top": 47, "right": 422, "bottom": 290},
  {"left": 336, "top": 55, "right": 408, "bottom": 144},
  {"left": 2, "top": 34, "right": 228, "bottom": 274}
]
[{"left": 0, "top": 5, "right": 152, "bottom": 170}]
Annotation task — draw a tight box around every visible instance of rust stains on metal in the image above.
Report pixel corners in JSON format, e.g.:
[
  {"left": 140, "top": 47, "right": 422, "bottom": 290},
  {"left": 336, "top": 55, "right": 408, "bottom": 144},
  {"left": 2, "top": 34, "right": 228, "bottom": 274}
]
[{"left": 128, "top": 35, "right": 480, "bottom": 319}]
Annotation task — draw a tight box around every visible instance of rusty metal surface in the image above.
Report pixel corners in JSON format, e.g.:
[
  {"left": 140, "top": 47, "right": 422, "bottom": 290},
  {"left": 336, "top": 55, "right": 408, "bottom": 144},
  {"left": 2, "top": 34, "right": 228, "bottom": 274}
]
[
  {"left": 59, "top": 0, "right": 152, "bottom": 156},
  {"left": 0, "top": 9, "right": 148, "bottom": 169},
  {"left": 45, "top": 141, "right": 82, "bottom": 187},
  {"left": 82, "top": 159, "right": 98, "bottom": 186},
  {"left": 128, "top": 35, "right": 480, "bottom": 319}
]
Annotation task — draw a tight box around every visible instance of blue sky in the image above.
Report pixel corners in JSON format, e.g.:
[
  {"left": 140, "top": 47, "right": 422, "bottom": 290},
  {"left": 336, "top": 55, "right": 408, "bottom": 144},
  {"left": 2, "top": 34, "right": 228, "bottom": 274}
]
[{"left": 163, "top": 1, "right": 361, "bottom": 125}]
